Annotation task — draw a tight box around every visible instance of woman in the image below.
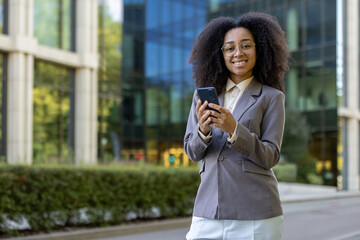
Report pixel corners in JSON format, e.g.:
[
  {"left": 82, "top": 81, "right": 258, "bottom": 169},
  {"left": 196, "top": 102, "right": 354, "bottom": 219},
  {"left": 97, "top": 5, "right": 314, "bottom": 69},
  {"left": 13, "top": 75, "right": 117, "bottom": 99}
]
[{"left": 184, "top": 12, "right": 289, "bottom": 240}]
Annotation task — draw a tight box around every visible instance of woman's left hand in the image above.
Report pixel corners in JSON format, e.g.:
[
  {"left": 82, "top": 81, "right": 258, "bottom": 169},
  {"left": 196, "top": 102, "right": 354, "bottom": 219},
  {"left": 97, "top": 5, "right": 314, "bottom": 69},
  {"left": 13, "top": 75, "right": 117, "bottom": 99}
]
[{"left": 208, "top": 103, "right": 237, "bottom": 136}]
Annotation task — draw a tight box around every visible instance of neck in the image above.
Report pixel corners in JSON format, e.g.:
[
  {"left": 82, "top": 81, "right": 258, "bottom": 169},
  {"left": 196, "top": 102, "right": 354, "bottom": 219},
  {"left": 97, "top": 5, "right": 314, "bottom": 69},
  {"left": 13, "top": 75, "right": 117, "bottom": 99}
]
[{"left": 230, "top": 75, "right": 253, "bottom": 84}]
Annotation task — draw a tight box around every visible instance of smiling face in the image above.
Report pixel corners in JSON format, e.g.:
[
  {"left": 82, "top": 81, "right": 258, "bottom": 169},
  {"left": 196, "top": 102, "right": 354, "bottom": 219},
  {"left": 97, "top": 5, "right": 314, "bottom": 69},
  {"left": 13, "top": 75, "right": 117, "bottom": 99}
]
[{"left": 222, "top": 27, "right": 256, "bottom": 84}]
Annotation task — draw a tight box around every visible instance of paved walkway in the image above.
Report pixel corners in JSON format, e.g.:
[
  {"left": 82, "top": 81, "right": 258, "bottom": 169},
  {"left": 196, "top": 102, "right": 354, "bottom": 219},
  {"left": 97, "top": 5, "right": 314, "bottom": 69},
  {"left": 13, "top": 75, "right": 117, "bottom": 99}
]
[
  {"left": 3, "top": 183, "right": 360, "bottom": 240},
  {"left": 278, "top": 182, "right": 359, "bottom": 202}
]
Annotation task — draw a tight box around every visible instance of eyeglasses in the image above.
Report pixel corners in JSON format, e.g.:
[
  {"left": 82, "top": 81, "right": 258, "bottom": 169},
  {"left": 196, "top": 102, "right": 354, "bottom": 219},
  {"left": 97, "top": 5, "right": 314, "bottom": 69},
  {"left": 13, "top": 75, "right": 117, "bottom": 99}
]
[{"left": 221, "top": 40, "right": 256, "bottom": 57}]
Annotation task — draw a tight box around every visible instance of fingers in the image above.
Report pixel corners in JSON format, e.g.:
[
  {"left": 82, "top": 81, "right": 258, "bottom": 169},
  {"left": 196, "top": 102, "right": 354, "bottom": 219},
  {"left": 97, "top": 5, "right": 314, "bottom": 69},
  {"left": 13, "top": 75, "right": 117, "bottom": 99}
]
[
  {"left": 207, "top": 105, "right": 236, "bottom": 134},
  {"left": 196, "top": 99, "right": 202, "bottom": 112},
  {"left": 208, "top": 103, "right": 222, "bottom": 113},
  {"left": 199, "top": 100, "right": 208, "bottom": 112},
  {"left": 196, "top": 100, "right": 209, "bottom": 119},
  {"left": 199, "top": 109, "right": 212, "bottom": 135},
  {"left": 196, "top": 99, "right": 212, "bottom": 132},
  {"left": 202, "top": 114, "right": 212, "bottom": 127},
  {"left": 200, "top": 109, "right": 211, "bottom": 122}
]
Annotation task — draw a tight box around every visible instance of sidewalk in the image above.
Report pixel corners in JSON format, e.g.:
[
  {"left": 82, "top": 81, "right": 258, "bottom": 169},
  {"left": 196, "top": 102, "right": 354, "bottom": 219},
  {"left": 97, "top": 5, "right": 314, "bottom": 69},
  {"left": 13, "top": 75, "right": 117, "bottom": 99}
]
[
  {"left": 3, "top": 183, "right": 360, "bottom": 240},
  {"left": 278, "top": 182, "right": 360, "bottom": 203}
]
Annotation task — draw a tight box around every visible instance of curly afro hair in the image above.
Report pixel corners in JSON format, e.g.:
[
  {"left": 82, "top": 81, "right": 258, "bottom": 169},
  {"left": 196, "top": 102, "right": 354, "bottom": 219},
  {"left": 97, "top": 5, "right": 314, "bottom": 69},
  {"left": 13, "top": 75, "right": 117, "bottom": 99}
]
[{"left": 189, "top": 12, "right": 289, "bottom": 94}]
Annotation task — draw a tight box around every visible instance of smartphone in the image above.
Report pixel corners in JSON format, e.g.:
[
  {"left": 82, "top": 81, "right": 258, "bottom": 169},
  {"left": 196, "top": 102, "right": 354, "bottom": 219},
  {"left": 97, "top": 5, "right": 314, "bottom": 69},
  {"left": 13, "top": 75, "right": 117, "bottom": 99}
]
[{"left": 197, "top": 87, "right": 220, "bottom": 114}]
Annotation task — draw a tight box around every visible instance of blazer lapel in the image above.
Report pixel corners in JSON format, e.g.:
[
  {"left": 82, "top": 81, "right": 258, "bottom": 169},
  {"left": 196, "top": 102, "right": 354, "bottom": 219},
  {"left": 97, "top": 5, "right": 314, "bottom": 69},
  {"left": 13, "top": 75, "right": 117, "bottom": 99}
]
[
  {"left": 212, "top": 81, "right": 261, "bottom": 141},
  {"left": 232, "top": 79, "right": 262, "bottom": 121}
]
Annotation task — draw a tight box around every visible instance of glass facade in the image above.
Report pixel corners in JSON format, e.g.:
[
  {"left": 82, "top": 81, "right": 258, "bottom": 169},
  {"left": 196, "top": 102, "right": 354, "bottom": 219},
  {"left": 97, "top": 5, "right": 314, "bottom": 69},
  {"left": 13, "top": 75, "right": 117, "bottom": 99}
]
[
  {"left": 120, "top": 0, "right": 339, "bottom": 184},
  {"left": 121, "top": 0, "right": 208, "bottom": 166},
  {"left": 33, "top": 61, "right": 75, "bottom": 164},
  {"left": 98, "top": 0, "right": 122, "bottom": 163},
  {"left": 34, "top": 0, "right": 75, "bottom": 51}
]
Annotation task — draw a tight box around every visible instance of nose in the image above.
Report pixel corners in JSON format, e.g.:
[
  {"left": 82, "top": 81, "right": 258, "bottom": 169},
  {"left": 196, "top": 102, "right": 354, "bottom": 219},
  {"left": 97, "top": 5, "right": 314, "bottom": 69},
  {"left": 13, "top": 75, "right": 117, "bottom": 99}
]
[{"left": 233, "top": 45, "right": 243, "bottom": 57}]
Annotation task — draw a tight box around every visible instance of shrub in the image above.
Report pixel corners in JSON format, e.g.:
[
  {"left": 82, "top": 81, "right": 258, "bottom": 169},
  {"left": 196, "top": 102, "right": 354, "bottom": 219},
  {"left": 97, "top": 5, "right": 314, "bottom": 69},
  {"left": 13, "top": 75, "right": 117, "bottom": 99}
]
[
  {"left": 273, "top": 163, "right": 297, "bottom": 182},
  {"left": 0, "top": 165, "right": 200, "bottom": 235},
  {"left": 306, "top": 173, "right": 323, "bottom": 185}
]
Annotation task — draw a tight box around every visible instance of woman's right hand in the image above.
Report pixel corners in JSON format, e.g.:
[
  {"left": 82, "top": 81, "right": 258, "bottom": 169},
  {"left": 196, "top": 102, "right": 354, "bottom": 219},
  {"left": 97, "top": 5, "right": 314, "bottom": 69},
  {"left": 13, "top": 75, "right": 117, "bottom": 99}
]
[{"left": 196, "top": 99, "right": 212, "bottom": 135}]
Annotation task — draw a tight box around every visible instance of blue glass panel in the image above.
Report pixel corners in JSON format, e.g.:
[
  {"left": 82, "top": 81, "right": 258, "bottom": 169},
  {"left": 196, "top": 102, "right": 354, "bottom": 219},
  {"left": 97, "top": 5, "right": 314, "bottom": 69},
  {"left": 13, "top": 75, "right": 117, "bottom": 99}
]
[
  {"left": 184, "top": 3, "right": 194, "bottom": 18},
  {"left": 270, "top": 7, "right": 285, "bottom": 29},
  {"left": 146, "top": 0, "right": 159, "bottom": 28},
  {"left": 172, "top": 46, "right": 183, "bottom": 73},
  {"left": 145, "top": 42, "right": 159, "bottom": 77},
  {"left": 270, "top": 0, "right": 284, "bottom": 7},
  {"left": 184, "top": 19, "right": 195, "bottom": 40},
  {"left": 160, "top": 44, "right": 171, "bottom": 75},
  {"left": 172, "top": 1, "right": 183, "bottom": 23},
  {"left": 324, "top": 0, "right": 336, "bottom": 43},
  {"left": 160, "top": 0, "right": 171, "bottom": 25},
  {"left": 196, "top": 3, "right": 207, "bottom": 16},
  {"left": 172, "top": 22, "right": 183, "bottom": 44},
  {"left": 305, "top": 0, "right": 321, "bottom": 45},
  {"left": 183, "top": 48, "right": 192, "bottom": 70}
]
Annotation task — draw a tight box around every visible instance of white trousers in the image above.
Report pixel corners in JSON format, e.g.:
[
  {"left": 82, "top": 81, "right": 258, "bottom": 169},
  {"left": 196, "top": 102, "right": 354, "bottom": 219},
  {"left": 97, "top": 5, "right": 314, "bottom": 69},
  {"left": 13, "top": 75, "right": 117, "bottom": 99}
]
[{"left": 186, "top": 215, "right": 283, "bottom": 240}]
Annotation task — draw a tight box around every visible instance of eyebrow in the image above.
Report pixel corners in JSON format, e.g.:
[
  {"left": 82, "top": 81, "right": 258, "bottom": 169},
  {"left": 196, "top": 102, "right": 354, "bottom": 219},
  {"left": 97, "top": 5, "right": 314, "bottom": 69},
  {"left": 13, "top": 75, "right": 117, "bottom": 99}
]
[{"left": 224, "top": 39, "right": 253, "bottom": 44}]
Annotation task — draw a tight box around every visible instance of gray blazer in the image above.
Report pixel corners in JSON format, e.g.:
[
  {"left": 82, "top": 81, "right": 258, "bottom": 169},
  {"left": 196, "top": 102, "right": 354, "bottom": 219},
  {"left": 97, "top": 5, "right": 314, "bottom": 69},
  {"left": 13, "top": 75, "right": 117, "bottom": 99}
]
[{"left": 184, "top": 79, "right": 285, "bottom": 220}]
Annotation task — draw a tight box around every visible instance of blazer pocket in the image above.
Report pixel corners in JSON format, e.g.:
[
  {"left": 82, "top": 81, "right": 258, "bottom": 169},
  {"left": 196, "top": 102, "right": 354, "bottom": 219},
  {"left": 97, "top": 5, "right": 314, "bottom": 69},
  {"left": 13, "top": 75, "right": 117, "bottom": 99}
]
[{"left": 242, "top": 160, "right": 273, "bottom": 176}]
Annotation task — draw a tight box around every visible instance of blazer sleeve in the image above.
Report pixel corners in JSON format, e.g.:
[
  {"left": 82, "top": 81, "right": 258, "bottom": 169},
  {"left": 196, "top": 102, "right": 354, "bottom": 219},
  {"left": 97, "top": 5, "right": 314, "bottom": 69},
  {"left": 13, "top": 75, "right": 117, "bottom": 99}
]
[
  {"left": 183, "top": 91, "right": 211, "bottom": 162},
  {"left": 228, "top": 91, "right": 285, "bottom": 170}
]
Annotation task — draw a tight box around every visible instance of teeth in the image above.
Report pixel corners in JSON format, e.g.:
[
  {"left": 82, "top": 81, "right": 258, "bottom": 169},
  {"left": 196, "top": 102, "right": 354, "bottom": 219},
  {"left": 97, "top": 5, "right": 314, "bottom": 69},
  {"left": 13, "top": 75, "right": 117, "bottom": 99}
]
[{"left": 233, "top": 61, "right": 246, "bottom": 65}]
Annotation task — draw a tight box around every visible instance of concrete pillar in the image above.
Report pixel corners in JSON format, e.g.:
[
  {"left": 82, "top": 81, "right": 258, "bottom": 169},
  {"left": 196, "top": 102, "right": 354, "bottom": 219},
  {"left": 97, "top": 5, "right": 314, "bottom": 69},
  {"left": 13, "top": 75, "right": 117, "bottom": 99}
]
[
  {"left": 6, "top": 0, "right": 35, "bottom": 164},
  {"left": 74, "top": 0, "right": 98, "bottom": 164},
  {"left": 341, "top": 0, "right": 360, "bottom": 190}
]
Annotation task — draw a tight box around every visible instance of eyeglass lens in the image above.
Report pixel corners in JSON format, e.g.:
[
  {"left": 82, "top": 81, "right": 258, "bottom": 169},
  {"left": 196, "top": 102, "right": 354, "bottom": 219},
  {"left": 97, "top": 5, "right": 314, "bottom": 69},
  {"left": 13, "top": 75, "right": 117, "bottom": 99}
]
[{"left": 222, "top": 40, "right": 255, "bottom": 56}]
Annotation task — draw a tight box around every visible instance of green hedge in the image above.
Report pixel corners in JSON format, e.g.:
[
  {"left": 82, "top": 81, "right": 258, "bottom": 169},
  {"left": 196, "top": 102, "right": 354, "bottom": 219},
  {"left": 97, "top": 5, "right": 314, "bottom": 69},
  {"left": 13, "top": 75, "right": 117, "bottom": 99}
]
[
  {"left": 0, "top": 163, "right": 298, "bottom": 236},
  {"left": 0, "top": 165, "right": 200, "bottom": 235},
  {"left": 273, "top": 163, "right": 297, "bottom": 182}
]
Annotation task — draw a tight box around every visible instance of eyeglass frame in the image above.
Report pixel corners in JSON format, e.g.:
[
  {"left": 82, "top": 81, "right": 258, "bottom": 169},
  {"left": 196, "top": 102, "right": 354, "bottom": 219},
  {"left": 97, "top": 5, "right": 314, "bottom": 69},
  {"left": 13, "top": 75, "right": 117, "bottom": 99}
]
[{"left": 221, "top": 39, "right": 256, "bottom": 57}]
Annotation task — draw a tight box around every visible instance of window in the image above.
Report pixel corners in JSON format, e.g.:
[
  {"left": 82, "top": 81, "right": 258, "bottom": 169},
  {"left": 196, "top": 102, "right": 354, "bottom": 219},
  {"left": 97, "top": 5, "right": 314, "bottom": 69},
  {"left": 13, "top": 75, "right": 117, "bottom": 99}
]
[
  {"left": 33, "top": 61, "right": 75, "bottom": 164},
  {"left": 98, "top": 0, "right": 122, "bottom": 163},
  {"left": 34, "top": 0, "right": 75, "bottom": 51}
]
